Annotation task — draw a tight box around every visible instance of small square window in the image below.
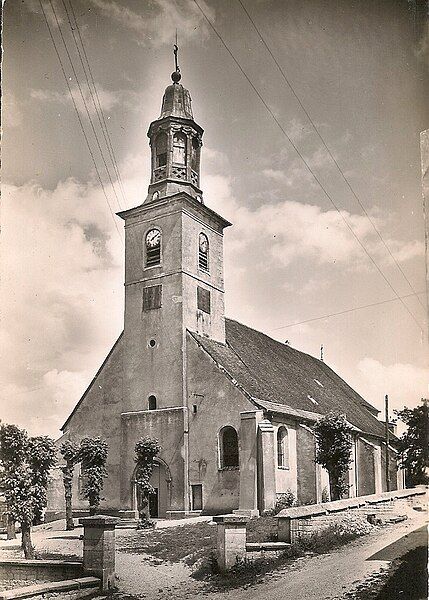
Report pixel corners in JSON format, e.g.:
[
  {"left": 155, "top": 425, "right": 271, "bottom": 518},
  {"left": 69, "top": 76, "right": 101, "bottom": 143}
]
[
  {"left": 143, "top": 285, "right": 162, "bottom": 311},
  {"left": 197, "top": 286, "right": 210, "bottom": 314}
]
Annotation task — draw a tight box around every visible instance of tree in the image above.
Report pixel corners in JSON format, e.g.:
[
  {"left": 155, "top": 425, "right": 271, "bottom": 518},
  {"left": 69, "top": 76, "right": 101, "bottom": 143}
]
[
  {"left": 0, "top": 424, "right": 55, "bottom": 558},
  {"left": 395, "top": 400, "right": 429, "bottom": 487},
  {"left": 314, "top": 412, "right": 353, "bottom": 501},
  {"left": 79, "top": 437, "right": 108, "bottom": 516},
  {"left": 27, "top": 436, "right": 56, "bottom": 525},
  {"left": 0, "top": 424, "right": 28, "bottom": 540},
  {"left": 134, "top": 437, "right": 161, "bottom": 527},
  {"left": 59, "top": 441, "right": 80, "bottom": 530}
]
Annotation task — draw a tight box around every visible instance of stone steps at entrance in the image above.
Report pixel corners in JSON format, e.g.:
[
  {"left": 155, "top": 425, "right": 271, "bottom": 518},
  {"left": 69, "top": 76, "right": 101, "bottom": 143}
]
[
  {"left": 246, "top": 541, "right": 291, "bottom": 552},
  {"left": 116, "top": 519, "right": 138, "bottom": 529}
]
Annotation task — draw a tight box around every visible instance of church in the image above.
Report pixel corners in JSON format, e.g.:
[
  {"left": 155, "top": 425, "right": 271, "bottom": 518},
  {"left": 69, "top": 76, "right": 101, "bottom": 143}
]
[{"left": 46, "top": 61, "right": 403, "bottom": 521}]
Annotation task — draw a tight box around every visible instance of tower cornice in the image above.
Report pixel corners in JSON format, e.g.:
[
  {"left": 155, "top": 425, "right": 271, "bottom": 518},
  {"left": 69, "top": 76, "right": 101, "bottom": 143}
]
[
  {"left": 147, "top": 116, "right": 204, "bottom": 140},
  {"left": 117, "top": 192, "right": 232, "bottom": 231}
]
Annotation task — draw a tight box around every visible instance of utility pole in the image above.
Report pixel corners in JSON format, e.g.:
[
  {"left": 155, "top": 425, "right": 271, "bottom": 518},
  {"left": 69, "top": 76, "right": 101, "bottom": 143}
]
[{"left": 385, "top": 394, "right": 390, "bottom": 492}]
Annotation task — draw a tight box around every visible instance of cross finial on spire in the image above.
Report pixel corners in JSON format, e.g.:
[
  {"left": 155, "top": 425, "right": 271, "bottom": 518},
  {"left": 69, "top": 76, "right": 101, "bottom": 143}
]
[{"left": 172, "top": 32, "right": 181, "bottom": 83}]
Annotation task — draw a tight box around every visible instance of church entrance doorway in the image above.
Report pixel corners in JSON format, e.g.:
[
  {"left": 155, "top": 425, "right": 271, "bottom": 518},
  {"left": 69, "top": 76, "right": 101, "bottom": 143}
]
[
  {"left": 132, "top": 460, "right": 169, "bottom": 519},
  {"left": 149, "top": 488, "right": 159, "bottom": 518}
]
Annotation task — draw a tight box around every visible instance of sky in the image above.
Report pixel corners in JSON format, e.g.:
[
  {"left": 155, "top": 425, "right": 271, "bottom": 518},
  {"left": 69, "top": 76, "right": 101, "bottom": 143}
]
[{"left": 1, "top": 0, "right": 428, "bottom": 438}]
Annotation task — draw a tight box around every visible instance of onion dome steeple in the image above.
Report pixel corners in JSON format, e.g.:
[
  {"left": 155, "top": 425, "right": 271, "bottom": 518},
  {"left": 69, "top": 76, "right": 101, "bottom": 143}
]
[{"left": 145, "top": 45, "right": 203, "bottom": 204}]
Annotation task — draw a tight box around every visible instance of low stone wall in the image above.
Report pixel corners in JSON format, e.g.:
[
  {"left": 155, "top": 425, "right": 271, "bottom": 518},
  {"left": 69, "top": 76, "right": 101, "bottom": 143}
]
[
  {"left": 0, "top": 576, "right": 100, "bottom": 600},
  {"left": 0, "top": 559, "right": 83, "bottom": 582},
  {"left": 277, "top": 487, "right": 427, "bottom": 543}
]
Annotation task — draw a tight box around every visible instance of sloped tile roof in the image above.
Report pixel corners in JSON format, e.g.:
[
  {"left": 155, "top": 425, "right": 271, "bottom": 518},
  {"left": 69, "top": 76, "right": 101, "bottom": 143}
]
[{"left": 192, "top": 318, "right": 390, "bottom": 440}]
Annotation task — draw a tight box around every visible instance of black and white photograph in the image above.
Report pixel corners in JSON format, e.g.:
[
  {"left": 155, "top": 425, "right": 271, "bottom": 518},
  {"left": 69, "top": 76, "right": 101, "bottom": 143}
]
[{"left": 1, "top": 0, "right": 428, "bottom": 598}]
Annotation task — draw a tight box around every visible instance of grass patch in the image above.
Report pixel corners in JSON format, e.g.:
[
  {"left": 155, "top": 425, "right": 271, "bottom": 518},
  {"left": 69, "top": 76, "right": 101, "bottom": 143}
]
[
  {"left": 117, "top": 521, "right": 216, "bottom": 566},
  {"left": 117, "top": 516, "right": 277, "bottom": 567}
]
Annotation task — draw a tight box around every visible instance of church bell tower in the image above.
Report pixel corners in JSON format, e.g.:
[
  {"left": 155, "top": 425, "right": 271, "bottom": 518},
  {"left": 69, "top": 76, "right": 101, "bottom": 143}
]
[{"left": 118, "top": 49, "right": 231, "bottom": 413}]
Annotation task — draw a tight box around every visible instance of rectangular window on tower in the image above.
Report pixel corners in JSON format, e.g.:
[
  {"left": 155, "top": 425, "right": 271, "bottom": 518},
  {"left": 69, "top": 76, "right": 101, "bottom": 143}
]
[
  {"left": 197, "top": 286, "right": 211, "bottom": 314},
  {"left": 143, "top": 284, "right": 162, "bottom": 311}
]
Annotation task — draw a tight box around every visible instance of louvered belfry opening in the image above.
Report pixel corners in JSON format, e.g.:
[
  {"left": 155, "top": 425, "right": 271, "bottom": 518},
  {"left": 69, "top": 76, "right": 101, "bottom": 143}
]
[{"left": 198, "top": 233, "right": 209, "bottom": 271}]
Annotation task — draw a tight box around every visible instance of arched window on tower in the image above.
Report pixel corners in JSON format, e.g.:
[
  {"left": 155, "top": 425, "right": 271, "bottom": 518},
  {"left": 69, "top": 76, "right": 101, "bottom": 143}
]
[
  {"left": 219, "top": 426, "right": 239, "bottom": 469},
  {"left": 145, "top": 228, "right": 161, "bottom": 267},
  {"left": 198, "top": 233, "right": 209, "bottom": 271},
  {"left": 191, "top": 137, "right": 200, "bottom": 172},
  {"left": 172, "top": 132, "right": 186, "bottom": 165},
  {"left": 155, "top": 132, "right": 167, "bottom": 168},
  {"left": 277, "top": 426, "right": 289, "bottom": 468},
  {"left": 148, "top": 395, "right": 157, "bottom": 410}
]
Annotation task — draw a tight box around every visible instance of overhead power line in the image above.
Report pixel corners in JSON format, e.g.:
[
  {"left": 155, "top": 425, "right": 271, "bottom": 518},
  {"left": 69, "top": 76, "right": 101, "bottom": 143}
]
[
  {"left": 271, "top": 291, "right": 425, "bottom": 331},
  {"left": 193, "top": 0, "right": 424, "bottom": 332},
  {"left": 237, "top": 0, "right": 425, "bottom": 313},
  {"left": 38, "top": 0, "right": 123, "bottom": 243},
  {"left": 62, "top": 0, "right": 128, "bottom": 207},
  {"left": 47, "top": 0, "right": 124, "bottom": 213}
]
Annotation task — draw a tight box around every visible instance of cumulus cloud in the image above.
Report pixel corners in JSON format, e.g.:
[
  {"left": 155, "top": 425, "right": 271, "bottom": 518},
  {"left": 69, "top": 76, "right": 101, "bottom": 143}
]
[
  {"left": 208, "top": 184, "right": 422, "bottom": 271},
  {"left": 0, "top": 177, "right": 125, "bottom": 436},
  {"left": 87, "top": 0, "right": 214, "bottom": 46}
]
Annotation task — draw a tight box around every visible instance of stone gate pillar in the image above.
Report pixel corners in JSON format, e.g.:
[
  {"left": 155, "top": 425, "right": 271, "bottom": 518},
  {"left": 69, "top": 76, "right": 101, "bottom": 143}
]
[
  {"left": 213, "top": 514, "right": 248, "bottom": 571},
  {"left": 80, "top": 515, "right": 119, "bottom": 591}
]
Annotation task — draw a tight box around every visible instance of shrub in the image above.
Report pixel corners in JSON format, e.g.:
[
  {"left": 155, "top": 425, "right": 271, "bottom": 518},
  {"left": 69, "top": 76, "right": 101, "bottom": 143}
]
[
  {"left": 332, "top": 513, "right": 376, "bottom": 537},
  {"left": 274, "top": 489, "right": 296, "bottom": 514}
]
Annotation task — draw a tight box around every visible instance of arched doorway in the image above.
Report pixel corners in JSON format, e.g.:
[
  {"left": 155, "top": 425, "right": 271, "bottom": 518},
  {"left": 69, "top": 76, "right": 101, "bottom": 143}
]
[{"left": 131, "top": 459, "right": 171, "bottom": 519}]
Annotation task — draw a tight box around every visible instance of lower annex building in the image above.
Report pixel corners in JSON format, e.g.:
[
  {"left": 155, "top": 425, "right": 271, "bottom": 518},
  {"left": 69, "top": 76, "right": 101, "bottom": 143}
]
[{"left": 46, "top": 62, "right": 403, "bottom": 521}]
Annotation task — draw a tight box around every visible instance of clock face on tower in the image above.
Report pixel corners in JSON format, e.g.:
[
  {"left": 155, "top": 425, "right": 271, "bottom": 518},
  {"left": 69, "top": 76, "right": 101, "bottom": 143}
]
[{"left": 146, "top": 229, "right": 161, "bottom": 248}]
